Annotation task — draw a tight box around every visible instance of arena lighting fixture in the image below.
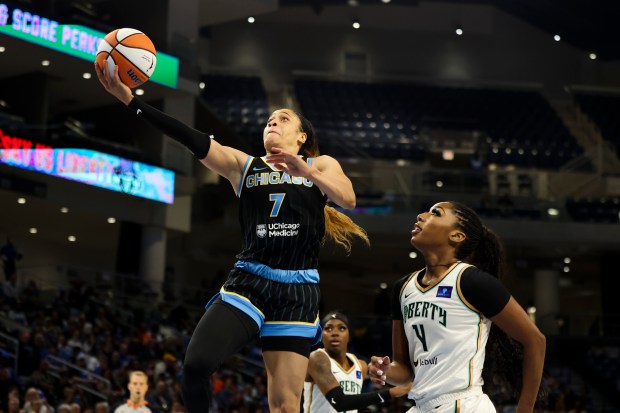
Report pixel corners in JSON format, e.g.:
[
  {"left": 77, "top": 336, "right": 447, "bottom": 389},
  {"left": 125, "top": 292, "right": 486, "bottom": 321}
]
[
  {"left": 60, "top": 207, "right": 69, "bottom": 213},
  {"left": 380, "top": 282, "right": 388, "bottom": 289},
  {"left": 589, "top": 53, "right": 597, "bottom": 60},
  {"left": 564, "top": 257, "right": 571, "bottom": 264},
  {"left": 199, "top": 82, "right": 205, "bottom": 89},
  {"left": 409, "top": 251, "right": 418, "bottom": 259},
  {"left": 554, "top": 34, "right": 561, "bottom": 41},
  {"left": 29, "top": 228, "right": 37, "bottom": 234},
  {"left": 17, "top": 197, "right": 26, "bottom": 204},
  {"left": 247, "top": 16, "right": 255, "bottom": 23},
  {"left": 526, "top": 306, "right": 536, "bottom": 314},
  {"left": 352, "top": 21, "right": 361, "bottom": 29},
  {"left": 107, "top": 217, "right": 117, "bottom": 224},
  {"left": 563, "top": 266, "right": 570, "bottom": 273},
  {"left": 68, "top": 235, "right": 77, "bottom": 242},
  {"left": 82, "top": 73, "right": 92, "bottom": 79},
  {"left": 435, "top": 180, "right": 444, "bottom": 188},
  {"left": 41, "top": 60, "right": 50, "bottom": 66},
  {"left": 135, "top": 89, "right": 145, "bottom": 96},
  {"left": 381, "top": 0, "right": 392, "bottom": 3},
  {"left": 547, "top": 207, "right": 559, "bottom": 216},
  {"left": 455, "top": 27, "right": 463, "bottom": 36},
  {"left": 0, "top": 46, "right": 5, "bottom": 52},
  {"left": 348, "top": 0, "right": 359, "bottom": 6}
]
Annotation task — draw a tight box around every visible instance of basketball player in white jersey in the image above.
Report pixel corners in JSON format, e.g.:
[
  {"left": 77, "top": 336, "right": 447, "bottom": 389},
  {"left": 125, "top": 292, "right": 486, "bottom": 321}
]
[
  {"left": 369, "top": 202, "right": 546, "bottom": 413},
  {"left": 303, "top": 311, "right": 410, "bottom": 412}
]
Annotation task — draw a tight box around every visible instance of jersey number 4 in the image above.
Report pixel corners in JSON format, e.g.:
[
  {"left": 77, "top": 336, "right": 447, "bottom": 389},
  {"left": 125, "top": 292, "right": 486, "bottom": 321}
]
[
  {"left": 269, "top": 193, "right": 286, "bottom": 217},
  {"left": 412, "top": 324, "right": 428, "bottom": 352}
]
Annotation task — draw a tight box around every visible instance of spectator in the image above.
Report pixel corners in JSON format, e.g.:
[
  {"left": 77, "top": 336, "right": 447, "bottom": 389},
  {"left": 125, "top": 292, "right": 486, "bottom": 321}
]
[{"left": 0, "top": 238, "right": 22, "bottom": 281}]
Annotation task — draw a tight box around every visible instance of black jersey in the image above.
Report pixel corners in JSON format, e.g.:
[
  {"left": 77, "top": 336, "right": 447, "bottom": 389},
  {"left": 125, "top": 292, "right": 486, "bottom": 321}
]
[{"left": 236, "top": 156, "right": 327, "bottom": 270}]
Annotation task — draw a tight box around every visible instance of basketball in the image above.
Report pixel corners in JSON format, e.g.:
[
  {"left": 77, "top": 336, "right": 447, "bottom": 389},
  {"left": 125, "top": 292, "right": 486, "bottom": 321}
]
[{"left": 95, "top": 28, "right": 157, "bottom": 89}]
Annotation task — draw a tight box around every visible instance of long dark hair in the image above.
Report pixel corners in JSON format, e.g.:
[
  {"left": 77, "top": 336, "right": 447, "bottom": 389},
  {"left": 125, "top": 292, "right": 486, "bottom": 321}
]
[
  {"left": 296, "top": 111, "right": 319, "bottom": 157},
  {"left": 450, "top": 201, "right": 545, "bottom": 403}
]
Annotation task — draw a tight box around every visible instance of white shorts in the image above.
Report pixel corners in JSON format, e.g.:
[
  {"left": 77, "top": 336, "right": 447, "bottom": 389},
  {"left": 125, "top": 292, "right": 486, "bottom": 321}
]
[{"left": 407, "top": 393, "right": 496, "bottom": 413}]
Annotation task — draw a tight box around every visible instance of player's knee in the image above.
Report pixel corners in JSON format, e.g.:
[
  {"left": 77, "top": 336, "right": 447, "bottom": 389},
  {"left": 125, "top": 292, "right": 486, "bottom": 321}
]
[{"left": 183, "top": 348, "right": 218, "bottom": 379}]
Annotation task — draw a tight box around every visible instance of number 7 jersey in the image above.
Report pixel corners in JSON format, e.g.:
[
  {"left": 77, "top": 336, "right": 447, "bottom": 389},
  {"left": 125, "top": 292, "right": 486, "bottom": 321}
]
[
  {"left": 397, "top": 262, "right": 491, "bottom": 406},
  {"left": 236, "top": 156, "right": 327, "bottom": 270}
]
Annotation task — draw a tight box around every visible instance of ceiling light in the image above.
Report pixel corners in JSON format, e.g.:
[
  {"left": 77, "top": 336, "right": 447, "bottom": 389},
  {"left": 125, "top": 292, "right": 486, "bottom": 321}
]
[
  {"left": 547, "top": 207, "right": 559, "bottom": 216},
  {"left": 381, "top": 0, "right": 391, "bottom": 3},
  {"left": 553, "top": 35, "right": 561, "bottom": 41},
  {"left": 199, "top": 82, "right": 205, "bottom": 89},
  {"left": 348, "top": 0, "right": 359, "bottom": 6},
  {"left": 68, "top": 235, "right": 77, "bottom": 242},
  {"left": 17, "top": 197, "right": 26, "bottom": 204},
  {"left": 247, "top": 16, "right": 255, "bottom": 23},
  {"left": 563, "top": 257, "right": 571, "bottom": 264},
  {"left": 589, "top": 53, "right": 597, "bottom": 60},
  {"left": 107, "top": 217, "right": 117, "bottom": 224},
  {"left": 563, "top": 266, "right": 570, "bottom": 273},
  {"left": 29, "top": 228, "right": 38, "bottom": 234},
  {"left": 409, "top": 251, "right": 417, "bottom": 259},
  {"left": 435, "top": 180, "right": 444, "bottom": 188},
  {"left": 0, "top": 46, "right": 5, "bottom": 52},
  {"left": 380, "top": 282, "right": 388, "bottom": 289},
  {"left": 82, "top": 72, "right": 92, "bottom": 79},
  {"left": 41, "top": 60, "right": 50, "bottom": 66},
  {"left": 455, "top": 28, "right": 463, "bottom": 36},
  {"left": 60, "top": 207, "right": 69, "bottom": 213},
  {"left": 352, "top": 21, "right": 361, "bottom": 29},
  {"left": 135, "top": 89, "right": 144, "bottom": 96}
]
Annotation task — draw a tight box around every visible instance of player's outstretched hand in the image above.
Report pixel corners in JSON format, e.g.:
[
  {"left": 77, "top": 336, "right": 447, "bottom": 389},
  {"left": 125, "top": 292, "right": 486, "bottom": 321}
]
[
  {"left": 94, "top": 59, "right": 133, "bottom": 106},
  {"left": 265, "top": 147, "right": 312, "bottom": 178}
]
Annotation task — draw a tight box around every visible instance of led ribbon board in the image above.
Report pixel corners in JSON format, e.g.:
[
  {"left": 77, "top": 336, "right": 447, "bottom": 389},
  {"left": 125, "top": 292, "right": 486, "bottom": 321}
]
[
  {"left": 0, "top": 3, "right": 179, "bottom": 88},
  {"left": 1, "top": 131, "right": 175, "bottom": 204}
]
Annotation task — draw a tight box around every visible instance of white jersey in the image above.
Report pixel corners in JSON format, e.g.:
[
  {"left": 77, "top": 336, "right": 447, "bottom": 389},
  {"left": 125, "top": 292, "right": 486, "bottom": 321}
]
[
  {"left": 399, "top": 262, "right": 491, "bottom": 409},
  {"left": 303, "top": 349, "right": 364, "bottom": 413}
]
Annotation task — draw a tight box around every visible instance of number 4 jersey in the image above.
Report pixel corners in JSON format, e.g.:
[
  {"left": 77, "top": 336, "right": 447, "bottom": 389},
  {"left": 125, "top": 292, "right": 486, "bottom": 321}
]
[
  {"left": 392, "top": 261, "right": 510, "bottom": 407},
  {"left": 236, "top": 155, "right": 327, "bottom": 270}
]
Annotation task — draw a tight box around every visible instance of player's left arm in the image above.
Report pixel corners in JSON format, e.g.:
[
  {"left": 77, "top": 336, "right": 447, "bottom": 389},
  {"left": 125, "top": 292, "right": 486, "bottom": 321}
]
[
  {"left": 491, "top": 298, "right": 546, "bottom": 413},
  {"left": 308, "top": 155, "right": 356, "bottom": 209},
  {"left": 264, "top": 149, "right": 355, "bottom": 208}
]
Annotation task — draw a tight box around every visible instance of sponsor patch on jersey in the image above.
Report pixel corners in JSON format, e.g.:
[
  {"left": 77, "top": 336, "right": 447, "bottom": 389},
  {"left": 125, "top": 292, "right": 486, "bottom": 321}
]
[
  {"left": 356, "top": 370, "right": 362, "bottom": 379},
  {"left": 436, "top": 286, "right": 453, "bottom": 298},
  {"left": 256, "top": 224, "right": 267, "bottom": 238}
]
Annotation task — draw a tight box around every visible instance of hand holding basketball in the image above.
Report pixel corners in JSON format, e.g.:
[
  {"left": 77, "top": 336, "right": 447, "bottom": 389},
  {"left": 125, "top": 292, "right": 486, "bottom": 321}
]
[
  {"left": 95, "top": 28, "right": 157, "bottom": 88},
  {"left": 94, "top": 60, "right": 133, "bottom": 106}
]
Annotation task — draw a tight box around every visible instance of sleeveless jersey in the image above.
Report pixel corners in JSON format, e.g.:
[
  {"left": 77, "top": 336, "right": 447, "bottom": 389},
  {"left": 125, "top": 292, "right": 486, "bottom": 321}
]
[
  {"left": 303, "top": 349, "right": 364, "bottom": 413},
  {"left": 236, "top": 156, "right": 327, "bottom": 270},
  {"left": 399, "top": 262, "right": 491, "bottom": 406}
]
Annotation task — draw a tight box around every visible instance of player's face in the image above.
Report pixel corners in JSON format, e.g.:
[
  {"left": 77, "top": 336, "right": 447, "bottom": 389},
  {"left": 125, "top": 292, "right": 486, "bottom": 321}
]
[
  {"left": 411, "top": 202, "right": 462, "bottom": 249},
  {"left": 322, "top": 319, "right": 349, "bottom": 353},
  {"left": 264, "top": 109, "right": 307, "bottom": 153}
]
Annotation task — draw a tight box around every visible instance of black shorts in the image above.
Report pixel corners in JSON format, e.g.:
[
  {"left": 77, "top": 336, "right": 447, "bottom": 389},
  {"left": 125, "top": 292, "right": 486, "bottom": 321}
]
[{"left": 210, "top": 268, "right": 322, "bottom": 345}]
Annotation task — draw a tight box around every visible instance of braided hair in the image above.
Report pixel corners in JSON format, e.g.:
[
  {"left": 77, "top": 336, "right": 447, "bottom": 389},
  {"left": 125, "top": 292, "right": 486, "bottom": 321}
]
[{"left": 449, "top": 201, "right": 546, "bottom": 403}]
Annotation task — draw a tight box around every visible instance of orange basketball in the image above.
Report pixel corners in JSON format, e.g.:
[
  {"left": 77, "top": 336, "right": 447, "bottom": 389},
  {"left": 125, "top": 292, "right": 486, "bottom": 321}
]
[{"left": 95, "top": 28, "right": 157, "bottom": 89}]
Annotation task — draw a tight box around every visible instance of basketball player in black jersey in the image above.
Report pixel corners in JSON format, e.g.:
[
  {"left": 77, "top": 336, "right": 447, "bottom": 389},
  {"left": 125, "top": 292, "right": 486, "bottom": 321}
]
[
  {"left": 96, "top": 61, "right": 369, "bottom": 413},
  {"left": 369, "top": 202, "right": 546, "bottom": 412}
]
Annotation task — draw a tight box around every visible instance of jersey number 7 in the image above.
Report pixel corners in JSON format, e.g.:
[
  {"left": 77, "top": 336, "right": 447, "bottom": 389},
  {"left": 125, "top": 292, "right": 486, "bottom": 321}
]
[{"left": 269, "top": 193, "right": 286, "bottom": 217}]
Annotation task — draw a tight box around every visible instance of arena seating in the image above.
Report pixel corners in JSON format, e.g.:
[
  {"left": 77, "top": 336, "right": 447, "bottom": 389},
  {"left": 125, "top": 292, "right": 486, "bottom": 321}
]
[{"left": 295, "top": 79, "right": 585, "bottom": 169}]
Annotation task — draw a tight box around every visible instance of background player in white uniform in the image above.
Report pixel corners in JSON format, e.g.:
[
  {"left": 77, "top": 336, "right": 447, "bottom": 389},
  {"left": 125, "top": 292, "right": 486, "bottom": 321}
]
[
  {"left": 303, "top": 311, "right": 410, "bottom": 412},
  {"left": 369, "top": 202, "right": 546, "bottom": 413}
]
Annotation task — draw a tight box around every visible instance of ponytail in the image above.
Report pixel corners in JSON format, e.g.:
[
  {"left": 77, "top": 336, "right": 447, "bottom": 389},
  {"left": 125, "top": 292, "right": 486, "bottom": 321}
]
[{"left": 324, "top": 206, "right": 369, "bottom": 254}]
